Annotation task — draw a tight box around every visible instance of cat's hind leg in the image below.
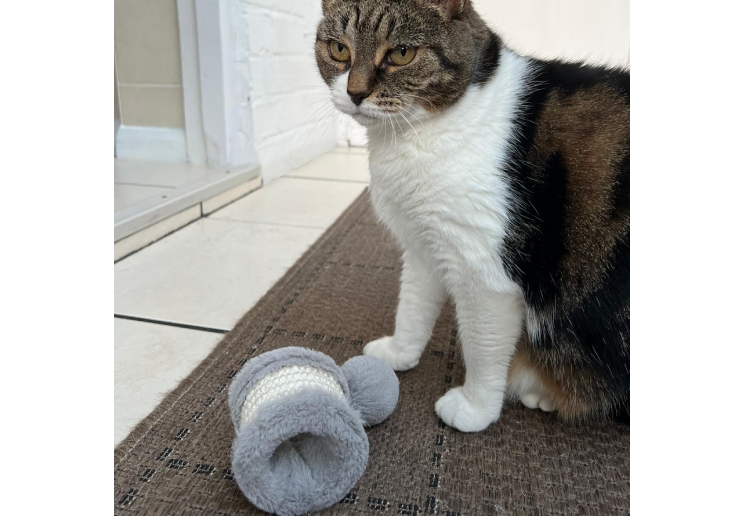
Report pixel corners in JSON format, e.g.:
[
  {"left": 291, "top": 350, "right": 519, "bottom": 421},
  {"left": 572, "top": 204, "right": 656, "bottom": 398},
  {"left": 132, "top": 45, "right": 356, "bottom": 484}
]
[{"left": 507, "top": 346, "right": 558, "bottom": 412}]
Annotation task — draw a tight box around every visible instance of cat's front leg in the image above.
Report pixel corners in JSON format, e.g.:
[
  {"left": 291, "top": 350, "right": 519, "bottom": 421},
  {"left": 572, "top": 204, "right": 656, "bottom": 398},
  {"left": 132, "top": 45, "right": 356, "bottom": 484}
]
[
  {"left": 364, "top": 250, "right": 445, "bottom": 371},
  {"left": 436, "top": 289, "right": 523, "bottom": 432}
]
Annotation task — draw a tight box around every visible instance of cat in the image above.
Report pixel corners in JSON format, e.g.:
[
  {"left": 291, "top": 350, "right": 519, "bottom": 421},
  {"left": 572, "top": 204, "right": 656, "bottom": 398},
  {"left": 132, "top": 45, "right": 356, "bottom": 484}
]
[{"left": 315, "top": 0, "right": 629, "bottom": 432}]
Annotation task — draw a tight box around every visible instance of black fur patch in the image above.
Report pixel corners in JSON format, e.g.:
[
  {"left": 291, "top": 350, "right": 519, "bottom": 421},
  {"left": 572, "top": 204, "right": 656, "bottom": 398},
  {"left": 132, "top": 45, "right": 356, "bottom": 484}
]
[
  {"left": 549, "top": 235, "right": 630, "bottom": 413},
  {"left": 513, "top": 152, "right": 570, "bottom": 309},
  {"left": 431, "top": 46, "right": 461, "bottom": 74},
  {"left": 372, "top": 11, "right": 385, "bottom": 33},
  {"left": 611, "top": 150, "right": 630, "bottom": 222},
  {"left": 385, "top": 18, "right": 396, "bottom": 39},
  {"left": 502, "top": 58, "right": 630, "bottom": 419},
  {"left": 471, "top": 32, "right": 500, "bottom": 85},
  {"left": 542, "top": 61, "right": 629, "bottom": 100}
]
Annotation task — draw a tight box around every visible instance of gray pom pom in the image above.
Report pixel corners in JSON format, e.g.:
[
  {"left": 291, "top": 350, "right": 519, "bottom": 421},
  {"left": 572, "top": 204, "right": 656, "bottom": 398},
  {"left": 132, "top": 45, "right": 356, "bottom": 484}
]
[{"left": 341, "top": 355, "right": 399, "bottom": 426}]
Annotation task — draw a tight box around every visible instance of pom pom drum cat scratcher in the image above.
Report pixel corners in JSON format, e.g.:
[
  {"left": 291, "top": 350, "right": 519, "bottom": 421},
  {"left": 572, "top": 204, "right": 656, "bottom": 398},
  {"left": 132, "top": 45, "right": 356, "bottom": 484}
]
[{"left": 227, "top": 347, "right": 399, "bottom": 516}]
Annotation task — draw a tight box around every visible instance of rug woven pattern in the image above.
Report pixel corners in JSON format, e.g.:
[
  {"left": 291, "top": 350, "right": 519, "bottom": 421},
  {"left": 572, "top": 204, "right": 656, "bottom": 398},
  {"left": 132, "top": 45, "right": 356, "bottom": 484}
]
[{"left": 114, "top": 192, "right": 630, "bottom": 516}]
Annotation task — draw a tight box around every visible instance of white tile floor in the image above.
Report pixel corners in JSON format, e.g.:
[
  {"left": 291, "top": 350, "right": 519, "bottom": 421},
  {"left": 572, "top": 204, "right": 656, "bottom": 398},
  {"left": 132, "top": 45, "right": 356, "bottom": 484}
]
[{"left": 114, "top": 147, "right": 369, "bottom": 446}]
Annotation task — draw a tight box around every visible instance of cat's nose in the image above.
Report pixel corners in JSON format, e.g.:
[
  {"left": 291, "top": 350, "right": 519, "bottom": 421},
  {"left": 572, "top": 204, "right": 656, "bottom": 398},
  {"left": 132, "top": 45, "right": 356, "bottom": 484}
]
[{"left": 348, "top": 90, "right": 371, "bottom": 106}]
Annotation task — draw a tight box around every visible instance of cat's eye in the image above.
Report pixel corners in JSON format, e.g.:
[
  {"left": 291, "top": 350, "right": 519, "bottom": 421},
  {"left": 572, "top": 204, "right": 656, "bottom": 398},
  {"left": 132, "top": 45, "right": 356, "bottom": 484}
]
[
  {"left": 388, "top": 46, "right": 416, "bottom": 66},
  {"left": 328, "top": 41, "right": 351, "bottom": 62}
]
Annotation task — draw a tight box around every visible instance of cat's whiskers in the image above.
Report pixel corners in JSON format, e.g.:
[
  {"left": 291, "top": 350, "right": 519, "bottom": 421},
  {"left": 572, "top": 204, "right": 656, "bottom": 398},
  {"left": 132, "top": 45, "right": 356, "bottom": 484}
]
[
  {"left": 403, "top": 93, "right": 436, "bottom": 111},
  {"left": 298, "top": 100, "right": 335, "bottom": 132},
  {"left": 401, "top": 104, "right": 431, "bottom": 126},
  {"left": 320, "top": 110, "right": 343, "bottom": 142},
  {"left": 391, "top": 110, "right": 406, "bottom": 141},
  {"left": 375, "top": 120, "right": 385, "bottom": 144},
  {"left": 387, "top": 113, "right": 397, "bottom": 151},
  {"left": 300, "top": 102, "right": 338, "bottom": 151},
  {"left": 380, "top": 112, "right": 388, "bottom": 146},
  {"left": 397, "top": 109, "right": 420, "bottom": 142}
]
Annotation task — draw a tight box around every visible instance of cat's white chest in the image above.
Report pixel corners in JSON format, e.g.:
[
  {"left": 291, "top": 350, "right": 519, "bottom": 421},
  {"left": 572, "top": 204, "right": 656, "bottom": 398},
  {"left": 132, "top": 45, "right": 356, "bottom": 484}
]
[
  {"left": 364, "top": 49, "right": 531, "bottom": 296},
  {"left": 368, "top": 134, "right": 519, "bottom": 295}
]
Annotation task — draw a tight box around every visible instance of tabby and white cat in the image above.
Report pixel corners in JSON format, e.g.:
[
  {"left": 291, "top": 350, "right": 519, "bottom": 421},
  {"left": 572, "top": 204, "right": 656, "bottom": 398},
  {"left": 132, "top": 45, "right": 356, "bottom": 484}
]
[{"left": 315, "top": 0, "right": 629, "bottom": 432}]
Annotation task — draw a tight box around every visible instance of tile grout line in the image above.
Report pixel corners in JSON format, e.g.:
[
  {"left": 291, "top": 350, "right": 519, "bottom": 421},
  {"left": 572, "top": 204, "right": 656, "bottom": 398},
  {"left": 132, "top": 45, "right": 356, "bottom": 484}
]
[
  {"left": 203, "top": 216, "right": 332, "bottom": 231},
  {"left": 282, "top": 175, "right": 370, "bottom": 185},
  {"left": 114, "top": 314, "right": 230, "bottom": 335},
  {"left": 328, "top": 148, "right": 368, "bottom": 154}
]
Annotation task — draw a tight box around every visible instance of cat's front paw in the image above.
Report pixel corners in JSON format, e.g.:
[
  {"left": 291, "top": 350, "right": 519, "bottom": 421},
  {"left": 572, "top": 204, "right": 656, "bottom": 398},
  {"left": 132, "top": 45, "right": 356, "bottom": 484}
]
[
  {"left": 435, "top": 387, "right": 501, "bottom": 432},
  {"left": 363, "top": 336, "right": 420, "bottom": 371}
]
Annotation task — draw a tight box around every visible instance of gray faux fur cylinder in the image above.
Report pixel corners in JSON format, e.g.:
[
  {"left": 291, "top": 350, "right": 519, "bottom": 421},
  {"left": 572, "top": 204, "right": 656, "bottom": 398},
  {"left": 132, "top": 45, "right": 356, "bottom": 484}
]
[{"left": 227, "top": 347, "right": 399, "bottom": 516}]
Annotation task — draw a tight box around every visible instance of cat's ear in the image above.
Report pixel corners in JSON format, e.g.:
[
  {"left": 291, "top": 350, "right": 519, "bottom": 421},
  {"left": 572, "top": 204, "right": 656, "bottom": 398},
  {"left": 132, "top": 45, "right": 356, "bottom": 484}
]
[{"left": 427, "top": 0, "right": 468, "bottom": 21}]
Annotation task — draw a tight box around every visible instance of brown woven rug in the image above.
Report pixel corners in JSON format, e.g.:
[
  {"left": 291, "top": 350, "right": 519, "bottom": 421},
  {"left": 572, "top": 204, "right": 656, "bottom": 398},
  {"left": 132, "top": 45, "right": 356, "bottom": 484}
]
[{"left": 115, "top": 191, "right": 629, "bottom": 516}]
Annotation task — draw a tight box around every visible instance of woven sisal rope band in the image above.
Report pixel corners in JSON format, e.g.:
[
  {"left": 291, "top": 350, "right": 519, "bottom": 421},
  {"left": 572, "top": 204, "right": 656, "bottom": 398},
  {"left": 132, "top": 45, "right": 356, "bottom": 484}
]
[{"left": 238, "top": 364, "right": 345, "bottom": 428}]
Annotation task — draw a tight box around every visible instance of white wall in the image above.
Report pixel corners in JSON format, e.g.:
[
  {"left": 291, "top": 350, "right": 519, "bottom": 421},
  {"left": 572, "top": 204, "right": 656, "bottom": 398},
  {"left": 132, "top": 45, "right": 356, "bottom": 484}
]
[
  {"left": 474, "top": 0, "right": 630, "bottom": 67},
  {"left": 233, "top": 0, "right": 339, "bottom": 183}
]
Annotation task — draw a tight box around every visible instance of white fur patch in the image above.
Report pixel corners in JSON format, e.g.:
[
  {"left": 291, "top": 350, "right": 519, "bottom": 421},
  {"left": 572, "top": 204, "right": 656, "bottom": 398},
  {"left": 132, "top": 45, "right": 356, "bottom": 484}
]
[{"left": 359, "top": 48, "right": 536, "bottom": 432}]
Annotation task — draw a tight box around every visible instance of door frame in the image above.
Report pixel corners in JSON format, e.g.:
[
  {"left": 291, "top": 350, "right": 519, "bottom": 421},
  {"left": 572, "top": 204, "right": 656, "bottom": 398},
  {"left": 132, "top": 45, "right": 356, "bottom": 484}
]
[{"left": 176, "top": 0, "right": 256, "bottom": 167}]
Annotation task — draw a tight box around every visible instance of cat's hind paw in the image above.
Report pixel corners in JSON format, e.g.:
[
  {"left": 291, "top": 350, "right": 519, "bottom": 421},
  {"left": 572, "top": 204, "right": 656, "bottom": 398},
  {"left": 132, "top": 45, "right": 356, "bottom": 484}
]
[
  {"left": 519, "top": 393, "right": 555, "bottom": 412},
  {"left": 435, "top": 387, "right": 501, "bottom": 433},
  {"left": 363, "top": 336, "right": 420, "bottom": 371}
]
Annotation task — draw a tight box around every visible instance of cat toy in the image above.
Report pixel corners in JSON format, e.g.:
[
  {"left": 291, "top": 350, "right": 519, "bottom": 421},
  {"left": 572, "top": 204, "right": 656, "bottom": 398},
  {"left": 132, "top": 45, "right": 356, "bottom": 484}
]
[{"left": 227, "top": 347, "right": 399, "bottom": 516}]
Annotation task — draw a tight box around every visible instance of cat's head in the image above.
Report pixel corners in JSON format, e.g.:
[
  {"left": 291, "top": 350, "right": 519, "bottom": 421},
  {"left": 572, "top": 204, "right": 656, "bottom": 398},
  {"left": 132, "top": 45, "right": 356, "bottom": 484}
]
[{"left": 315, "top": 0, "right": 494, "bottom": 126}]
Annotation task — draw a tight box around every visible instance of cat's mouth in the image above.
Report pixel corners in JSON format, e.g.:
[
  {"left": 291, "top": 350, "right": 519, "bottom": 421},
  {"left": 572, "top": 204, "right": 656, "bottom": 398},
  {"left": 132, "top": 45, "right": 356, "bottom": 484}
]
[
  {"left": 330, "top": 98, "right": 384, "bottom": 127},
  {"left": 350, "top": 112, "right": 379, "bottom": 126}
]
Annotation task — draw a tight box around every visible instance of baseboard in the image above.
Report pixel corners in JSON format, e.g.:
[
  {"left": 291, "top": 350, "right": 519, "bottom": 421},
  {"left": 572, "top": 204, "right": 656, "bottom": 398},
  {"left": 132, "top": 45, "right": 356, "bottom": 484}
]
[
  {"left": 202, "top": 176, "right": 262, "bottom": 215},
  {"left": 115, "top": 126, "right": 187, "bottom": 162}
]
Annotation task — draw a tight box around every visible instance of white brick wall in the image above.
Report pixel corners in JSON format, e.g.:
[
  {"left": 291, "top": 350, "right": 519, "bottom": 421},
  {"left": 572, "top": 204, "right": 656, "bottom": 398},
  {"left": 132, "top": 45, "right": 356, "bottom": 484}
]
[{"left": 232, "top": 0, "right": 338, "bottom": 183}]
